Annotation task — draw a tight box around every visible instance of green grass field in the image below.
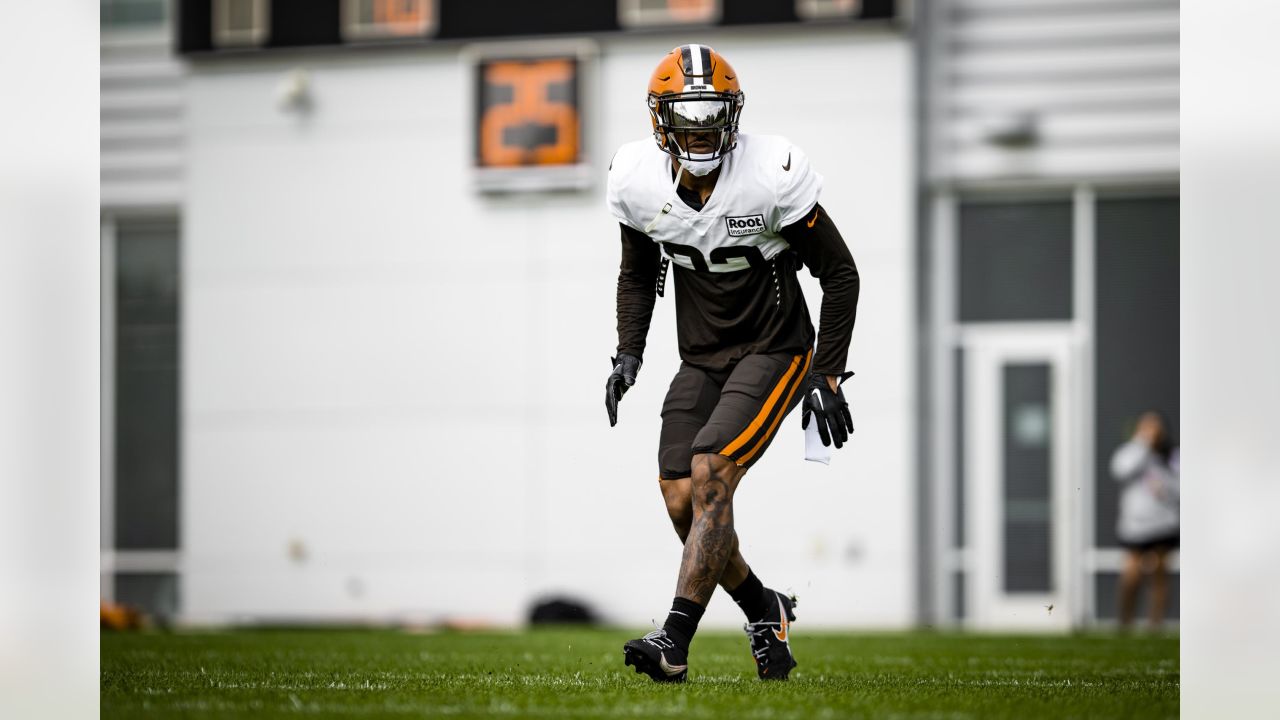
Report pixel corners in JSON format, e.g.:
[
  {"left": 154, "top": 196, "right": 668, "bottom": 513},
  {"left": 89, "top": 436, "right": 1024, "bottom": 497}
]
[{"left": 101, "top": 628, "right": 1177, "bottom": 719}]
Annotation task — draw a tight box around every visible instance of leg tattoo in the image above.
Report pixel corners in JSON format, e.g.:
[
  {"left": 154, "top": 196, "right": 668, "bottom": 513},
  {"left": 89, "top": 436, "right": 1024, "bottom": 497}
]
[{"left": 675, "top": 455, "right": 742, "bottom": 605}]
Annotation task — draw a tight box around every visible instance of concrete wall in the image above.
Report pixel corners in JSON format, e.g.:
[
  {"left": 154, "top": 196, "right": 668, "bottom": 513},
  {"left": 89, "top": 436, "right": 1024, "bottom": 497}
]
[{"left": 180, "top": 27, "right": 915, "bottom": 628}]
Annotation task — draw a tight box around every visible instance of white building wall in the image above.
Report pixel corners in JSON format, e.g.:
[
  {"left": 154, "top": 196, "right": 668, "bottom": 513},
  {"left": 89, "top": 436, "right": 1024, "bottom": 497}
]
[{"left": 181, "top": 28, "right": 914, "bottom": 628}]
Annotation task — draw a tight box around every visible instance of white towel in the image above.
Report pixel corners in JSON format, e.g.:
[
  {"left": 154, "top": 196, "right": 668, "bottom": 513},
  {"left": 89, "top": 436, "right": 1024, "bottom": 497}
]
[{"left": 804, "top": 420, "right": 831, "bottom": 464}]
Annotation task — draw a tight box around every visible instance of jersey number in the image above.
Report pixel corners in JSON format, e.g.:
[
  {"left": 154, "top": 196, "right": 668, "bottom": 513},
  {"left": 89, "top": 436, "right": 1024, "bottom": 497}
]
[{"left": 660, "top": 242, "right": 767, "bottom": 271}]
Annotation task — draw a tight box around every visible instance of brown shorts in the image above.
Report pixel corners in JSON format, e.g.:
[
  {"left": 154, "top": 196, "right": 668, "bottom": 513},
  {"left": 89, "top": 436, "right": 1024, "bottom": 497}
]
[{"left": 658, "top": 349, "right": 812, "bottom": 480}]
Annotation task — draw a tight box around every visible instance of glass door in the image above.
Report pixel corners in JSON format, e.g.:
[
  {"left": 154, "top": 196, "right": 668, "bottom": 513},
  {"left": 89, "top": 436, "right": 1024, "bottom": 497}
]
[{"left": 965, "top": 330, "right": 1076, "bottom": 630}]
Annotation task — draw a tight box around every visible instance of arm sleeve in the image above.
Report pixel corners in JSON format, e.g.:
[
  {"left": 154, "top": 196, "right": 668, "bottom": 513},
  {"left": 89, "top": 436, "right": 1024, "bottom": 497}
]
[
  {"left": 779, "top": 203, "right": 859, "bottom": 376},
  {"left": 1110, "top": 440, "right": 1151, "bottom": 481},
  {"left": 616, "top": 223, "right": 659, "bottom": 359}
]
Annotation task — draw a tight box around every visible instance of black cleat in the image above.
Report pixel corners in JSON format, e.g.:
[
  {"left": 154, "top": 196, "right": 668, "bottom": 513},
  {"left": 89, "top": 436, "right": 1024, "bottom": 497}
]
[
  {"left": 622, "top": 629, "right": 688, "bottom": 683},
  {"left": 743, "top": 590, "right": 798, "bottom": 680}
]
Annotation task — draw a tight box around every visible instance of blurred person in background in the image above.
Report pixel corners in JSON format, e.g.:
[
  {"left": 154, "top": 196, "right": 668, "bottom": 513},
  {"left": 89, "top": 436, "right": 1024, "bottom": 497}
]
[
  {"left": 1111, "top": 411, "right": 1180, "bottom": 631},
  {"left": 603, "top": 44, "right": 859, "bottom": 682}
]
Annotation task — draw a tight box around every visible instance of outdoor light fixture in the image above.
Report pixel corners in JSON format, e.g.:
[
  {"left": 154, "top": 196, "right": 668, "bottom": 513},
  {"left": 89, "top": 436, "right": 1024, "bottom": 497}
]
[
  {"left": 276, "top": 68, "right": 312, "bottom": 113},
  {"left": 983, "top": 111, "right": 1039, "bottom": 148}
]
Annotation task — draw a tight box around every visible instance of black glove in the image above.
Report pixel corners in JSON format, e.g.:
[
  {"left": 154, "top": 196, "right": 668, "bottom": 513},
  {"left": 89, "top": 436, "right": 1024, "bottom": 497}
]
[
  {"left": 605, "top": 353, "right": 642, "bottom": 427},
  {"left": 801, "top": 371, "right": 855, "bottom": 448}
]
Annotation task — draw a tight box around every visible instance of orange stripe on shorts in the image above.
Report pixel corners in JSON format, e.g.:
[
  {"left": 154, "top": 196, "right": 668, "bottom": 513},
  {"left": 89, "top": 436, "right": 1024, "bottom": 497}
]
[
  {"left": 735, "top": 349, "right": 813, "bottom": 465},
  {"left": 719, "top": 352, "right": 804, "bottom": 458}
]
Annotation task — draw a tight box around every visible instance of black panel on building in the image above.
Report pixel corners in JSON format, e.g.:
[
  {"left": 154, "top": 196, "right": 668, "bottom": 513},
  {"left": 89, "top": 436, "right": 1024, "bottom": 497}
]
[
  {"left": 178, "top": 0, "right": 214, "bottom": 53},
  {"left": 859, "top": 0, "right": 898, "bottom": 21},
  {"left": 722, "top": 0, "right": 797, "bottom": 26},
  {"left": 438, "top": 0, "right": 617, "bottom": 40},
  {"left": 270, "top": 0, "right": 342, "bottom": 48},
  {"left": 178, "top": 0, "right": 900, "bottom": 55}
]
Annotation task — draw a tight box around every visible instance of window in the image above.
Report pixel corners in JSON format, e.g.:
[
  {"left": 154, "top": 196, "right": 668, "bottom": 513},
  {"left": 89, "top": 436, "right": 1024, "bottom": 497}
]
[
  {"left": 104, "top": 215, "right": 183, "bottom": 620},
  {"left": 795, "top": 0, "right": 860, "bottom": 21},
  {"left": 1093, "top": 195, "right": 1179, "bottom": 547},
  {"left": 1002, "top": 363, "right": 1053, "bottom": 593},
  {"left": 213, "top": 0, "right": 269, "bottom": 48},
  {"left": 342, "top": 0, "right": 435, "bottom": 41},
  {"left": 101, "top": 0, "right": 167, "bottom": 28},
  {"left": 113, "top": 217, "right": 181, "bottom": 552},
  {"left": 617, "top": 0, "right": 720, "bottom": 28},
  {"left": 958, "top": 199, "right": 1073, "bottom": 322}
]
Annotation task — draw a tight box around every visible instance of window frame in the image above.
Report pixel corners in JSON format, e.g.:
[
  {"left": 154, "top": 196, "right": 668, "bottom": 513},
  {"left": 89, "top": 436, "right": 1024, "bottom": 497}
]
[
  {"left": 101, "top": 0, "right": 169, "bottom": 29},
  {"left": 795, "top": 0, "right": 860, "bottom": 21},
  {"left": 341, "top": 0, "right": 437, "bottom": 42},
  {"left": 212, "top": 0, "right": 270, "bottom": 49},
  {"left": 617, "top": 0, "right": 721, "bottom": 29}
]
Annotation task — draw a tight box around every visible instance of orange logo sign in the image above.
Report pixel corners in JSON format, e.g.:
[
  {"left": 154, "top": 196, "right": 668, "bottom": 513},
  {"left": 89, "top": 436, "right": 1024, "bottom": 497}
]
[{"left": 478, "top": 58, "right": 580, "bottom": 168}]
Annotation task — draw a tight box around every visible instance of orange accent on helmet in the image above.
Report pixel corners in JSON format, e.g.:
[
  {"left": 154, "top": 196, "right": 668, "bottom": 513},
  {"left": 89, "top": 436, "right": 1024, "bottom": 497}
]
[{"left": 646, "top": 44, "right": 745, "bottom": 161}]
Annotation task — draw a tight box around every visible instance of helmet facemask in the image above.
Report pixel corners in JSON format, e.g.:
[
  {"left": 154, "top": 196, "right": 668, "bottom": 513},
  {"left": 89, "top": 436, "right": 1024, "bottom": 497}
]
[{"left": 649, "top": 92, "right": 744, "bottom": 174}]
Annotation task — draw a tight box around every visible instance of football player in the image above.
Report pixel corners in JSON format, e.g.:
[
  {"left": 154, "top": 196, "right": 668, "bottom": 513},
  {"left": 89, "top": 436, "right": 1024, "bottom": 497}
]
[{"left": 606, "top": 44, "right": 860, "bottom": 683}]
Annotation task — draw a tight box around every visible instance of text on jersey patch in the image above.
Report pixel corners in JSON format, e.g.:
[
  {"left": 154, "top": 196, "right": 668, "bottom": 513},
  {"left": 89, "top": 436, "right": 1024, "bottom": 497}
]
[{"left": 725, "top": 214, "right": 767, "bottom": 237}]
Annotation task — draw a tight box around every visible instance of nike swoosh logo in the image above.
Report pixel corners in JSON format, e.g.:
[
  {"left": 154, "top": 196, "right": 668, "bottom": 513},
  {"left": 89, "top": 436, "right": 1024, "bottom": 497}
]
[
  {"left": 782, "top": 152, "right": 791, "bottom": 171},
  {"left": 772, "top": 598, "right": 789, "bottom": 642},
  {"left": 806, "top": 209, "right": 820, "bottom": 228},
  {"left": 657, "top": 75, "right": 671, "bottom": 81},
  {"left": 811, "top": 389, "right": 824, "bottom": 410},
  {"left": 658, "top": 653, "right": 688, "bottom": 676}
]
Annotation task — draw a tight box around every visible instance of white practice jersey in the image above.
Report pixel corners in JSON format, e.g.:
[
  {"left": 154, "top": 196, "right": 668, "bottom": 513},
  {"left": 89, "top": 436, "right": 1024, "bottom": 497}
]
[{"left": 607, "top": 133, "right": 823, "bottom": 273}]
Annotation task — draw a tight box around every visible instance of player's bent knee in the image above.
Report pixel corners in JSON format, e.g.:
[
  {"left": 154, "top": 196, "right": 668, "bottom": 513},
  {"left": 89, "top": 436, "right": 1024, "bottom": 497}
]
[
  {"left": 691, "top": 452, "right": 738, "bottom": 480},
  {"left": 690, "top": 454, "right": 740, "bottom": 509},
  {"left": 658, "top": 477, "right": 693, "bottom": 534},
  {"left": 663, "top": 491, "right": 692, "bottom": 517},
  {"left": 665, "top": 495, "right": 693, "bottom": 529}
]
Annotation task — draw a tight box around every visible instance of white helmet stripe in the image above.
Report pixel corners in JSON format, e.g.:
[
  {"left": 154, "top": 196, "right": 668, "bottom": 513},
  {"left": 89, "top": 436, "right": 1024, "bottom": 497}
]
[{"left": 688, "top": 43, "right": 704, "bottom": 77}]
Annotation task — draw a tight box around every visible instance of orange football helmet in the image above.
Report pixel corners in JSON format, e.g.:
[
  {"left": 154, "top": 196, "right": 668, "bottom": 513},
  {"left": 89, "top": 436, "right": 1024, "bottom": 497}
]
[{"left": 647, "top": 44, "right": 745, "bottom": 164}]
